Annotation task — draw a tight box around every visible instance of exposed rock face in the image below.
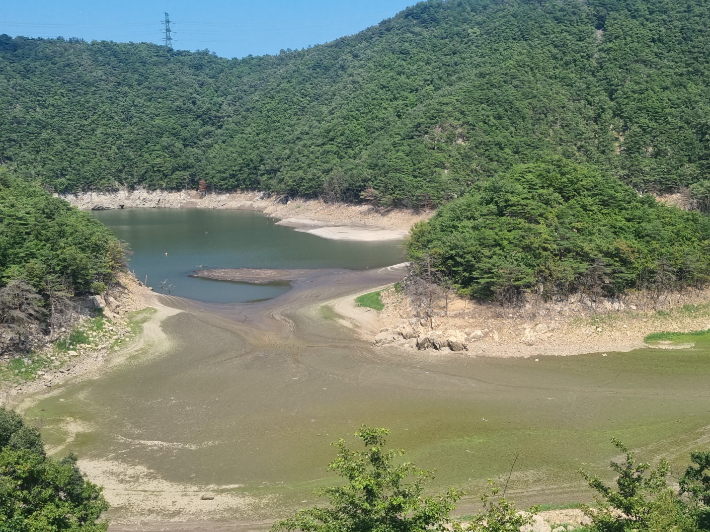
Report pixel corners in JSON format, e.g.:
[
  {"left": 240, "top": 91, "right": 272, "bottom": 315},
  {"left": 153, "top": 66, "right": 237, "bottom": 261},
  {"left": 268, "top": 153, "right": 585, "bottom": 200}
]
[
  {"left": 60, "top": 189, "right": 254, "bottom": 210},
  {"left": 414, "top": 333, "right": 469, "bottom": 352}
]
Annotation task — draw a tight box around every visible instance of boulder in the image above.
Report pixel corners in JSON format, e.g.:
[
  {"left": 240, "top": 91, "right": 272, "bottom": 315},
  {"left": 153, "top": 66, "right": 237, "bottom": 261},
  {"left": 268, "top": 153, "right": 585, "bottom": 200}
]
[
  {"left": 416, "top": 336, "right": 433, "bottom": 350},
  {"left": 447, "top": 338, "right": 468, "bottom": 352},
  {"left": 373, "top": 330, "right": 399, "bottom": 345},
  {"left": 87, "top": 295, "right": 106, "bottom": 309},
  {"left": 399, "top": 328, "right": 417, "bottom": 340},
  {"left": 468, "top": 329, "right": 487, "bottom": 340}
]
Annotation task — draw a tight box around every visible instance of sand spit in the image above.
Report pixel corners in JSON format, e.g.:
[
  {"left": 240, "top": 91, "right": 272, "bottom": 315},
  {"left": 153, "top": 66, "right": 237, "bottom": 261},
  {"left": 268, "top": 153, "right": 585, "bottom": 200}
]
[
  {"left": 191, "top": 268, "right": 322, "bottom": 284},
  {"left": 60, "top": 190, "right": 431, "bottom": 242}
]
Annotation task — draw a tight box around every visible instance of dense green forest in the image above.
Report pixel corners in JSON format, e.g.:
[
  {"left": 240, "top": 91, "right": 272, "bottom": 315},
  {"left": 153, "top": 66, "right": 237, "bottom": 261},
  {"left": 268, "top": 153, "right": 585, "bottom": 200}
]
[
  {"left": 407, "top": 160, "right": 710, "bottom": 302},
  {"left": 0, "top": 168, "right": 125, "bottom": 354},
  {"left": 1, "top": 0, "right": 710, "bottom": 206}
]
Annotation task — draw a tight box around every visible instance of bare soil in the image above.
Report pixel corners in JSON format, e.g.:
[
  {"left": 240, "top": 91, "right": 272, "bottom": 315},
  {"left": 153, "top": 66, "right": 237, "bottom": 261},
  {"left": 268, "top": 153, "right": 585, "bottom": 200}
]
[{"left": 372, "top": 285, "right": 710, "bottom": 357}]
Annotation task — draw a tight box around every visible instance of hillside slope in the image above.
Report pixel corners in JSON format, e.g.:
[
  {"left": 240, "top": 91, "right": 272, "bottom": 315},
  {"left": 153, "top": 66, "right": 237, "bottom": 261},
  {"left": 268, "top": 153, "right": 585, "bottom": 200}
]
[{"left": 1, "top": 0, "right": 709, "bottom": 205}]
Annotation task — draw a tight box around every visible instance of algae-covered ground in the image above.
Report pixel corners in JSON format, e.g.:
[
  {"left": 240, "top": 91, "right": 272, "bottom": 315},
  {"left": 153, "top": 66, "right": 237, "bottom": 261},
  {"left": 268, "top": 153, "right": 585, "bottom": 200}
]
[{"left": 17, "top": 275, "right": 710, "bottom": 528}]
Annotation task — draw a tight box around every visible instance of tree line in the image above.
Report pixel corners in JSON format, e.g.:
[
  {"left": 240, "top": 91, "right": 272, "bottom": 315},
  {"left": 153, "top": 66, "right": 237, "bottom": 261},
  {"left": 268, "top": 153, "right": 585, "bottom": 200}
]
[{"left": 1, "top": 0, "right": 710, "bottom": 207}]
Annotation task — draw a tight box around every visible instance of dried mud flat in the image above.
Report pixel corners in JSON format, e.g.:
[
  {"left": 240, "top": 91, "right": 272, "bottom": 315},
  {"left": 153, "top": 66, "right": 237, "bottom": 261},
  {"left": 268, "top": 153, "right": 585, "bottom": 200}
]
[
  {"left": 7, "top": 266, "right": 710, "bottom": 531},
  {"left": 9, "top": 270, "right": 710, "bottom": 532}
]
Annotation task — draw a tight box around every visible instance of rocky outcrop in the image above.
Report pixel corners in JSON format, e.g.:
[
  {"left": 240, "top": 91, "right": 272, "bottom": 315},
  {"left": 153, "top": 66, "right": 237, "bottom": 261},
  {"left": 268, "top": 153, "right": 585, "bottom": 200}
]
[
  {"left": 59, "top": 189, "right": 265, "bottom": 211},
  {"left": 374, "top": 327, "right": 473, "bottom": 352}
]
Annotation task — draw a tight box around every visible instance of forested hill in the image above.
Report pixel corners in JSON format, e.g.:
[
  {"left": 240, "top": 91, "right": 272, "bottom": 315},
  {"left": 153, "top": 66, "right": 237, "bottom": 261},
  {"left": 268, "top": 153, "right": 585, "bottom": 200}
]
[{"left": 1, "top": 0, "right": 709, "bottom": 206}]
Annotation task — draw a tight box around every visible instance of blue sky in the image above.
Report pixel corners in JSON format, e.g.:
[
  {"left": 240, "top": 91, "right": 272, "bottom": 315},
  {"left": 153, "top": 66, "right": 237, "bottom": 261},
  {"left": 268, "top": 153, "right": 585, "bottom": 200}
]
[{"left": 2, "top": 1, "right": 416, "bottom": 59}]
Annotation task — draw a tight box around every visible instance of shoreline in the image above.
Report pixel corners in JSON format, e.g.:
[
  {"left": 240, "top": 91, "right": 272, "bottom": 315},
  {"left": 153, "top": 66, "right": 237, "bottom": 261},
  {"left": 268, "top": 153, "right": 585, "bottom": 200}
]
[
  {"left": 4, "top": 268, "right": 710, "bottom": 530},
  {"left": 59, "top": 190, "right": 432, "bottom": 242},
  {"left": 373, "top": 285, "right": 710, "bottom": 358}
]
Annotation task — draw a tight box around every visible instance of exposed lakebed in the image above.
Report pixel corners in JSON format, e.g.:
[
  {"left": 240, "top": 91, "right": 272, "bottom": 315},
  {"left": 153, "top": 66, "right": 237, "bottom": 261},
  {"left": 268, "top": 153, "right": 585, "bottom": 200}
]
[{"left": 20, "top": 210, "right": 710, "bottom": 527}]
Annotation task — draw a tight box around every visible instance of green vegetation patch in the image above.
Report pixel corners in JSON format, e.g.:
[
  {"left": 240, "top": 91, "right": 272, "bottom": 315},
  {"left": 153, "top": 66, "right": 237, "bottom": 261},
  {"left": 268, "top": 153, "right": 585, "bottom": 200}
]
[
  {"left": 355, "top": 291, "right": 384, "bottom": 311},
  {"left": 0, "top": 170, "right": 125, "bottom": 294},
  {"left": 408, "top": 160, "right": 710, "bottom": 302},
  {"left": 0, "top": 353, "right": 55, "bottom": 385},
  {"left": 645, "top": 329, "right": 710, "bottom": 345},
  {"left": 126, "top": 307, "right": 157, "bottom": 336}
]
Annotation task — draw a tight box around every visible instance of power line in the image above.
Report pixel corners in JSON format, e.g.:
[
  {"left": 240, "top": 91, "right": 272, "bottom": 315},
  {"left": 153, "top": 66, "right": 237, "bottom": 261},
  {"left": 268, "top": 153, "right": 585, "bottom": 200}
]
[{"left": 162, "top": 12, "right": 173, "bottom": 49}]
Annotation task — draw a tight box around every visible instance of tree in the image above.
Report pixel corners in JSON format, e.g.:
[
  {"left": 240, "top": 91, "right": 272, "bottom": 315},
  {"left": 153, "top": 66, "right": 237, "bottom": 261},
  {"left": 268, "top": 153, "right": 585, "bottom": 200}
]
[
  {"left": 454, "top": 483, "right": 536, "bottom": 532},
  {"left": 580, "top": 438, "right": 695, "bottom": 532},
  {"left": 680, "top": 451, "right": 710, "bottom": 528},
  {"left": 272, "top": 426, "right": 461, "bottom": 532},
  {"left": 403, "top": 253, "right": 445, "bottom": 329},
  {"left": 0, "top": 408, "right": 109, "bottom": 531},
  {"left": 0, "top": 280, "right": 45, "bottom": 355}
]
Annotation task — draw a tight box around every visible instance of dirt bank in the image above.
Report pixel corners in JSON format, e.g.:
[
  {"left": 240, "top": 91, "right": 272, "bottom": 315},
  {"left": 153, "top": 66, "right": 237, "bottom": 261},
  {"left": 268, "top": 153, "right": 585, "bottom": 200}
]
[
  {"left": 369, "top": 285, "right": 710, "bottom": 358},
  {"left": 0, "top": 274, "right": 177, "bottom": 411},
  {"left": 60, "top": 190, "right": 432, "bottom": 242}
]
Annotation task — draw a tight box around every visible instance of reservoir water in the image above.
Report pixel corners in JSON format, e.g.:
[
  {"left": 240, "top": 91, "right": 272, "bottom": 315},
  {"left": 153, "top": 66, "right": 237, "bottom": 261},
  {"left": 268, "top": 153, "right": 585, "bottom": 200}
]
[{"left": 93, "top": 209, "right": 405, "bottom": 303}]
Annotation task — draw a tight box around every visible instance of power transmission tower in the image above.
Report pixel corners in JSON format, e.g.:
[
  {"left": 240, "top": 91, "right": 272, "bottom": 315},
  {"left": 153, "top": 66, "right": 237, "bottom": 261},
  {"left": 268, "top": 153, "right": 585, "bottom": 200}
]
[{"left": 162, "top": 12, "right": 173, "bottom": 49}]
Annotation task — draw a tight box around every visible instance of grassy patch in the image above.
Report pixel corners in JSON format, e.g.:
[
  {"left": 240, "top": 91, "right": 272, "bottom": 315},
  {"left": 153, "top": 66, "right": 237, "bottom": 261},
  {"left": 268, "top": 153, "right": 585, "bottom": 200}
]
[
  {"left": 355, "top": 291, "right": 384, "bottom": 311},
  {"left": 644, "top": 328, "right": 710, "bottom": 344},
  {"left": 320, "top": 305, "right": 342, "bottom": 321},
  {"left": 0, "top": 353, "right": 55, "bottom": 385},
  {"left": 126, "top": 307, "right": 157, "bottom": 335}
]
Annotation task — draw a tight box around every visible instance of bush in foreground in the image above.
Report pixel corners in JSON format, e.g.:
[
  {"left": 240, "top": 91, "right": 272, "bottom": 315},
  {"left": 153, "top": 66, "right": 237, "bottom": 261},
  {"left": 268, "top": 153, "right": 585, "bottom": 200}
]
[
  {"left": 581, "top": 438, "right": 710, "bottom": 532},
  {"left": 272, "top": 425, "right": 535, "bottom": 532},
  {"left": 0, "top": 408, "right": 108, "bottom": 531}
]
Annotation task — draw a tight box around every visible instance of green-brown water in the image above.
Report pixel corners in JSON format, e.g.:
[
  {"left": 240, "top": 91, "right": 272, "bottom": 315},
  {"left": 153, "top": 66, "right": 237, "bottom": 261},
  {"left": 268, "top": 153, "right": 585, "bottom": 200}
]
[
  {"left": 22, "top": 212, "right": 710, "bottom": 524},
  {"left": 92, "top": 209, "right": 405, "bottom": 303}
]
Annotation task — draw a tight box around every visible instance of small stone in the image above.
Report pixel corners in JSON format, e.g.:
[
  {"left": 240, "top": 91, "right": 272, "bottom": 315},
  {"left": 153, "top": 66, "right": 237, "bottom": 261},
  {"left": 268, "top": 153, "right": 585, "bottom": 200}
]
[{"left": 200, "top": 494, "right": 215, "bottom": 501}]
